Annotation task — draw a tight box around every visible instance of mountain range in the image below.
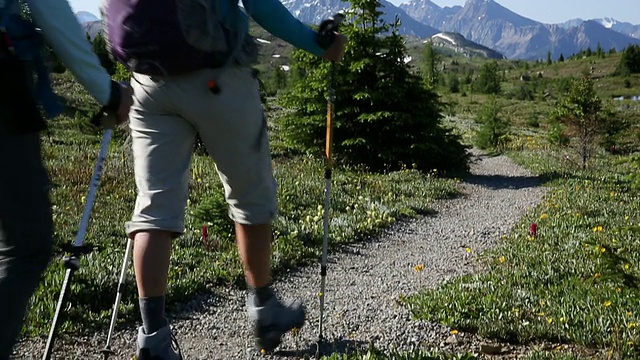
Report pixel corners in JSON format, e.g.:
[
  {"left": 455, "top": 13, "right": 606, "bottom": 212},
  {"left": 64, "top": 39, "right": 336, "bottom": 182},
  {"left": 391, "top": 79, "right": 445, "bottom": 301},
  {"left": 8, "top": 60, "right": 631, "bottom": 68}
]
[
  {"left": 398, "top": 0, "right": 640, "bottom": 60},
  {"left": 560, "top": 18, "right": 640, "bottom": 39},
  {"left": 76, "top": 0, "right": 640, "bottom": 60}
]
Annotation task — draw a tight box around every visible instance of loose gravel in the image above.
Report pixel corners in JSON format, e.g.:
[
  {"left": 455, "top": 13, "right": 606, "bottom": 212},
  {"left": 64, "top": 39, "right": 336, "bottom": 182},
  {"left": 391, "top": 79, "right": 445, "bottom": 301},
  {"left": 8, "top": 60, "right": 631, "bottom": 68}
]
[{"left": 12, "top": 150, "right": 548, "bottom": 359}]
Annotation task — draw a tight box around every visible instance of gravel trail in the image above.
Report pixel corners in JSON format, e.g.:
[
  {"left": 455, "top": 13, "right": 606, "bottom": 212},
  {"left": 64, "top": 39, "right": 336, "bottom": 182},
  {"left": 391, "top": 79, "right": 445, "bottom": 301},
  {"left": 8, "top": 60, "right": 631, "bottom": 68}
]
[{"left": 13, "top": 150, "right": 548, "bottom": 359}]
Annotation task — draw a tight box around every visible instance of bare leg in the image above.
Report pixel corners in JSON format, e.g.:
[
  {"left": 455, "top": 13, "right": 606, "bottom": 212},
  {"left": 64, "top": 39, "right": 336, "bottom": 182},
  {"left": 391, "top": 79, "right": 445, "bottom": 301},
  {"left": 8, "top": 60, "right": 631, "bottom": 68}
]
[
  {"left": 235, "top": 223, "right": 272, "bottom": 288},
  {"left": 133, "top": 230, "right": 172, "bottom": 334}
]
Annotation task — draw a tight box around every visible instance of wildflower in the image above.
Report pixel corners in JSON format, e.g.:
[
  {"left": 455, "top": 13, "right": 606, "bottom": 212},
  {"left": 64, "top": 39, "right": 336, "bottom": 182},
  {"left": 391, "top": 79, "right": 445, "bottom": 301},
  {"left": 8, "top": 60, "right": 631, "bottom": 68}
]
[
  {"left": 529, "top": 223, "right": 538, "bottom": 237},
  {"left": 547, "top": 317, "right": 554, "bottom": 324},
  {"left": 604, "top": 301, "right": 612, "bottom": 307},
  {"left": 499, "top": 256, "right": 506, "bottom": 263},
  {"left": 625, "top": 216, "right": 630, "bottom": 221},
  {"left": 261, "top": 349, "right": 266, "bottom": 354},
  {"left": 450, "top": 329, "right": 459, "bottom": 335},
  {"left": 414, "top": 264, "right": 425, "bottom": 272},
  {"left": 629, "top": 322, "right": 637, "bottom": 329},
  {"left": 617, "top": 288, "right": 622, "bottom": 293},
  {"left": 593, "top": 226, "right": 604, "bottom": 232},
  {"left": 625, "top": 264, "right": 631, "bottom": 271},
  {"left": 540, "top": 213, "right": 549, "bottom": 220},
  {"left": 465, "top": 247, "right": 471, "bottom": 253},
  {"left": 610, "top": 191, "right": 616, "bottom": 196},
  {"left": 594, "top": 273, "right": 601, "bottom": 279},
  {"left": 627, "top": 311, "right": 633, "bottom": 317}
]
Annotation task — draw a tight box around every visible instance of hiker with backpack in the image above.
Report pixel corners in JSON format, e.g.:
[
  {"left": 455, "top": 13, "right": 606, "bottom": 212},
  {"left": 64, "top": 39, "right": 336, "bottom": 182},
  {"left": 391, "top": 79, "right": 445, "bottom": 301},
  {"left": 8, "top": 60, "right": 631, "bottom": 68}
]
[
  {"left": 0, "top": 0, "right": 133, "bottom": 358},
  {"left": 102, "top": 0, "right": 346, "bottom": 358}
]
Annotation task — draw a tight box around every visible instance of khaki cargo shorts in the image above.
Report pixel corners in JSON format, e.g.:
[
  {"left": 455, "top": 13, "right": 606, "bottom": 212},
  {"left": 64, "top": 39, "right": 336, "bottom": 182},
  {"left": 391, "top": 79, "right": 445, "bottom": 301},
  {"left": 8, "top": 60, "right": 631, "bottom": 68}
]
[{"left": 125, "top": 66, "right": 277, "bottom": 237}]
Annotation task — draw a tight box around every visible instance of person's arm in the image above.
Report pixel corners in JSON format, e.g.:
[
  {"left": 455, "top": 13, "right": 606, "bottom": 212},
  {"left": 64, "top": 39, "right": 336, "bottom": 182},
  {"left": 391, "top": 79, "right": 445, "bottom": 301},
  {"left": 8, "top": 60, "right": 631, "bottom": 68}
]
[
  {"left": 242, "top": 0, "right": 326, "bottom": 57},
  {"left": 25, "top": 0, "right": 111, "bottom": 106}
]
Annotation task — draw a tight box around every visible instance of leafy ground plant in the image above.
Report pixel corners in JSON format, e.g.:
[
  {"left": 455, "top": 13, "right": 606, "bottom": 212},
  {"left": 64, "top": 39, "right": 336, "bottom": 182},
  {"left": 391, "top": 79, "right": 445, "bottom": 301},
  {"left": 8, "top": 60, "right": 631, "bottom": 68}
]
[{"left": 404, "top": 147, "right": 640, "bottom": 359}]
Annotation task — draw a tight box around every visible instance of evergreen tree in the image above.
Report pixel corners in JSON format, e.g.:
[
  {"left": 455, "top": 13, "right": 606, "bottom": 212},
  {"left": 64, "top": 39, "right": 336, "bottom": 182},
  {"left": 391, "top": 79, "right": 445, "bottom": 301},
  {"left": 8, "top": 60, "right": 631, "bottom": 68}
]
[
  {"left": 279, "top": 0, "right": 468, "bottom": 173},
  {"left": 551, "top": 76, "right": 619, "bottom": 169},
  {"left": 596, "top": 42, "right": 604, "bottom": 58},
  {"left": 585, "top": 47, "right": 593, "bottom": 57},
  {"left": 558, "top": 53, "right": 565, "bottom": 62},
  {"left": 617, "top": 44, "right": 640, "bottom": 75},
  {"left": 546, "top": 50, "right": 552, "bottom": 65},
  {"left": 474, "top": 61, "right": 501, "bottom": 95},
  {"left": 92, "top": 33, "right": 115, "bottom": 75},
  {"left": 475, "top": 96, "right": 510, "bottom": 150},
  {"left": 421, "top": 41, "right": 440, "bottom": 89},
  {"left": 448, "top": 74, "right": 460, "bottom": 93}
]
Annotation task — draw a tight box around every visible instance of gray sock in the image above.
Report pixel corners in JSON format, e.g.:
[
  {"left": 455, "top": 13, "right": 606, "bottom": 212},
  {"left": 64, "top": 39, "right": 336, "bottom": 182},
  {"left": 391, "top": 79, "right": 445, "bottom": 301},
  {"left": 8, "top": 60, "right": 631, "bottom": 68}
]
[
  {"left": 139, "top": 296, "right": 166, "bottom": 334},
  {"left": 249, "top": 285, "right": 274, "bottom": 307}
]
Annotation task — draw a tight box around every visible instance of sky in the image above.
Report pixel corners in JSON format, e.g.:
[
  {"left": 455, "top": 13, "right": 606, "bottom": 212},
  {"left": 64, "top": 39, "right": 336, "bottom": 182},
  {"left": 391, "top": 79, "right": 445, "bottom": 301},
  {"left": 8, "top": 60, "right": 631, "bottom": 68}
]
[{"left": 68, "top": 0, "right": 639, "bottom": 25}]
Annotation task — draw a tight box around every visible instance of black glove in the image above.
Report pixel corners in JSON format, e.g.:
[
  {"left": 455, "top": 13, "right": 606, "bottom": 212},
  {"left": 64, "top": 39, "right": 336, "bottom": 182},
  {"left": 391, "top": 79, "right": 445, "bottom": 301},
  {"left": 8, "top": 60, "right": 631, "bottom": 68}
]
[
  {"left": 90, "top": 80, "right": 122, "bottom": 127},
  {"left": 317, "top": 14, "right": 345, "bottom": 50}
]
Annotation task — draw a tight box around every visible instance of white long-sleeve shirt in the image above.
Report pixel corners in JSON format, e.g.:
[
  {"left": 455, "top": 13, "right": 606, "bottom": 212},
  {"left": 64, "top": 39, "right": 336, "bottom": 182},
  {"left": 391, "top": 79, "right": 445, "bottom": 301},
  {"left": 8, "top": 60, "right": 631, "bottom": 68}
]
[{"left": 25, "top": 0, "right": 112, "bottom": 106}]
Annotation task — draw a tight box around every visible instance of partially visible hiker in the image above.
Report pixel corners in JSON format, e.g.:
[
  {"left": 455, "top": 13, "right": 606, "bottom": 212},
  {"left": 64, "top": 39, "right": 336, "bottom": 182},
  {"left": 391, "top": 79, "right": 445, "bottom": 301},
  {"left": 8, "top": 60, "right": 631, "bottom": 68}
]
[
  {"left": 102, "top": 0, "right": 345, "bottom": 358},
  {"left": 0, "top": 0, "right": 133, "bottom": 358}
]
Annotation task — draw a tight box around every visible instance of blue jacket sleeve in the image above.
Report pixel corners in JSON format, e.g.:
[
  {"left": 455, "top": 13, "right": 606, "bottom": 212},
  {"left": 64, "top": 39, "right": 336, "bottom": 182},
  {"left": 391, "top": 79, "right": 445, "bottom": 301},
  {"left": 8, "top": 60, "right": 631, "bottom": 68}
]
[
  {"left": 242, "top": 0, "right": 325, "bottom": 58},
  {"left": 25, "top": 0, "right": 111, "bottom": 106}
]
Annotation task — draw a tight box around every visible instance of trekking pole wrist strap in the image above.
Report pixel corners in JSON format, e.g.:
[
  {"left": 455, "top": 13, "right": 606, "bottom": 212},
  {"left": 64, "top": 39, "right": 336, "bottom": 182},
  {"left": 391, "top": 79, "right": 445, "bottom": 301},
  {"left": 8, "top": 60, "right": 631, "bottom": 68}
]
[{"left": 104, "top": 80, "right": 122, "bottom": 113}]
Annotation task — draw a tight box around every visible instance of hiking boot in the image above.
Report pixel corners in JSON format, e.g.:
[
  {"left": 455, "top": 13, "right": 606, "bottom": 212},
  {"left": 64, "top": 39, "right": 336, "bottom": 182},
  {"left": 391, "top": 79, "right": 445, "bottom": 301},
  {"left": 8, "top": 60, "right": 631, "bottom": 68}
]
[
  {"left": 136, "top": 324, "right": 182, "bottom": 360},
  {"left": 247, "top": 294, "right": 306, "bottom": 352}
]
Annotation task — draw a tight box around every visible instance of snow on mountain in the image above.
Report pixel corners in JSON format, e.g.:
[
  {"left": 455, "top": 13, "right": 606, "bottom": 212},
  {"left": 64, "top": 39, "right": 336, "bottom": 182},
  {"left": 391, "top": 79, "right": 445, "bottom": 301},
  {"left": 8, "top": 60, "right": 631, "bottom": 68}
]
[{"left": 75, "top": 11, "right": 99, "bottom": 24}]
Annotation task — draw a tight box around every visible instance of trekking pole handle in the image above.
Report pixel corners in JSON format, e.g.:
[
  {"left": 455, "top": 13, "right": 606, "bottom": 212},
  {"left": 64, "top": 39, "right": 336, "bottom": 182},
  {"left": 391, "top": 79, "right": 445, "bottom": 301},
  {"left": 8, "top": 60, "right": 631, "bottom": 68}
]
[{"left": 317, "top": 13, "right": 345, "bottom": 50}]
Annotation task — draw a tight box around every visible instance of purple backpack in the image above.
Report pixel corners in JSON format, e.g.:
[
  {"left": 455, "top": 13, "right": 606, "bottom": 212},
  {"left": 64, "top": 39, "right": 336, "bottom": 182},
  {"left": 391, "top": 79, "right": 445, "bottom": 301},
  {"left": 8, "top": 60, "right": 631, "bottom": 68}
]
[{"left": 103, "top": 0, "right": 241, "bottom": 76}]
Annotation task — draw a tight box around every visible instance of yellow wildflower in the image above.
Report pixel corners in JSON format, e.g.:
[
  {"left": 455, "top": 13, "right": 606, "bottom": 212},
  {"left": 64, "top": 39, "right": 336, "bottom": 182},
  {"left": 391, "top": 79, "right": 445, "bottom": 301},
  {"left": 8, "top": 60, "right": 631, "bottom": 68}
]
[
  {"left": 465, "top": 247, "right": 471, "bottom": 253},
  {"left": 540, "top": 213, "right": 549, "bottom": 220},
  {"left": 629, "top": 323, "right": 637, "bottom": 329},
  {"left": 414, "top": 264, "right": 425, "bottom": 272},
  {"left": 499, "top": 256, "right": 506, "bottom": 263},
  {"left": 593, "top": 226, "right": 604, "bottom": 232},
  {"left": 604, "top": 301, "right": 612, "bottom": 307},
  {"left": 594, "top": 273, "right": 601, "bottom": 279},
  {"left": 450, "top": 329, "right": 459, "bottom": 335}
]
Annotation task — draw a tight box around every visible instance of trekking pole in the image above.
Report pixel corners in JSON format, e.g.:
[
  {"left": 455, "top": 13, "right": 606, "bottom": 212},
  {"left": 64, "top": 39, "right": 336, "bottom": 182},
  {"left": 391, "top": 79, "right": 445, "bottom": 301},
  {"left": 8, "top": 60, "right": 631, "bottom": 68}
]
[
  {"left": 315, "top": 13, "right": 344, "bottom": 359},
  {"left": 42, "top": 112, "right": 115, "bottom": 360},
  {"left": 100, "top": 237, "right": 133, "bottom": 359}
]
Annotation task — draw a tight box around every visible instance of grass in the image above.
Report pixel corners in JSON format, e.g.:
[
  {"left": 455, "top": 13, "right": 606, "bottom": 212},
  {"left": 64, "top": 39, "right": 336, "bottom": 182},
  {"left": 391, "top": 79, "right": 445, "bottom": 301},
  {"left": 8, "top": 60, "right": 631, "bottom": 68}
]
[
  {"left": 404, "top": 145, "right": 640, "bottom": 359},
  {"left": 22, "top": 72, "right": 460, "bottom": 338}
]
